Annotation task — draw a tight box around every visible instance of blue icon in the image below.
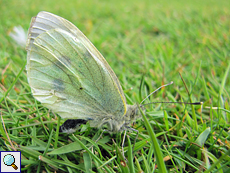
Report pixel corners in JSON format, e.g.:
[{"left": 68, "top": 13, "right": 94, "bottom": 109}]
[{"left": 3, "top": 154, "right": 18, "bottom": 170}]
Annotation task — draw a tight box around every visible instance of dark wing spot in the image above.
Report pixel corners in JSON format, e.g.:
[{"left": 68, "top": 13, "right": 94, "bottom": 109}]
[{"left": 53, "top": 78, "right": 65, "bottom": 91}]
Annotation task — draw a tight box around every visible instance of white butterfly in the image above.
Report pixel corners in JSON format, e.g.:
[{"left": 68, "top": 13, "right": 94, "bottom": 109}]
[{"left": 26, "top": 11, "right": 144, "bottom": 133}]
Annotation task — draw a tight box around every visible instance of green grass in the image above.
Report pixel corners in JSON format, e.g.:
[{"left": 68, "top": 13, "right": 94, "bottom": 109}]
[{"left": 1, "top": 0, "right": 230, "bottom": 172}]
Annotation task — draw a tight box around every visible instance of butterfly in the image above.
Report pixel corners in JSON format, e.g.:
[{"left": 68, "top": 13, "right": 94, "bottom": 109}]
[{"left": 26, "top": 11, "right": 145, "bottom": 133}]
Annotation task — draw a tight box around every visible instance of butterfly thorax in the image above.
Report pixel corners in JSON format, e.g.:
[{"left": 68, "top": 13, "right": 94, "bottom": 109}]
[{"left": 89, "top": 104, "right": 145, "bottom": 132}]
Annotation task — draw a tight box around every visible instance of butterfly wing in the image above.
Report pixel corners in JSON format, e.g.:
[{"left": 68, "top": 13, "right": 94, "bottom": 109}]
[{"left": 26, "top": 11, "right": 127, "bottom": 119}]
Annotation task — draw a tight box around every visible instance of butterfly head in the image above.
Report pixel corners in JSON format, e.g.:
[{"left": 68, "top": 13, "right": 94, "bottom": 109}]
[{"left": 125, "top": 104, "right": 145, "bottom": 122}]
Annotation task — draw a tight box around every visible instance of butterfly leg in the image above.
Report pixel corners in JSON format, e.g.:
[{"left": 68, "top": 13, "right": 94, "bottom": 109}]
[
  {"left": 125, "top": 126, "right": 139, "bottom": 156},
  {"left": 121, "top": 130, "right": 127, "bottom": 160}
]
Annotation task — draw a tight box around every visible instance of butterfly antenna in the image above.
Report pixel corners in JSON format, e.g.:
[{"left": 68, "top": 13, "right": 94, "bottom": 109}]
[
  {"left": 142, "top": 101, "right": 203, "bottom": 106},
  {"left": 140, "top": 81, "right": 173, "bottom": 105}
]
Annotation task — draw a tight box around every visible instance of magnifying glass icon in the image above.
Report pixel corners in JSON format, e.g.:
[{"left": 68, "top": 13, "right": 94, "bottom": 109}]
[{"left": 3, "top": 154, "right": 18, "bottom": 170}]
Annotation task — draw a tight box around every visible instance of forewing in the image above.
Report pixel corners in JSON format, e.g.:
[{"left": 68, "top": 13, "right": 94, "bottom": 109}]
[
  {"left": 26, "top": 11, "right": 125, "bottom": 102},
  {"left": 26, "top": 12, "right": 126, "bottom": 119}
]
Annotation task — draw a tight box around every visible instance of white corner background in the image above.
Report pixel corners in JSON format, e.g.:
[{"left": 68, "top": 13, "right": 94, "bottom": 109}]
[{"left": 0, "top": 151, "right": 21, "bottom": 173}]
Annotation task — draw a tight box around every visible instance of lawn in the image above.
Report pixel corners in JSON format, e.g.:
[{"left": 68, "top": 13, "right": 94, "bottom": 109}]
[{"left": 0, "top": 0, "right": 230, "bottom": 172}]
